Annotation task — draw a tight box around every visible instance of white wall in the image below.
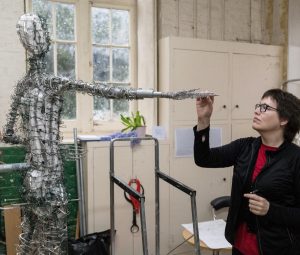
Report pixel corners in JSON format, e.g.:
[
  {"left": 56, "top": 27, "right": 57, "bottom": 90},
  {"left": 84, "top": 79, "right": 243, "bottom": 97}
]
[
  {"left": 286, "top": 0, "right": 300, "bottom": 97},
  {"left": 0, "top": 0, "right": 25, "bottom": 131}
]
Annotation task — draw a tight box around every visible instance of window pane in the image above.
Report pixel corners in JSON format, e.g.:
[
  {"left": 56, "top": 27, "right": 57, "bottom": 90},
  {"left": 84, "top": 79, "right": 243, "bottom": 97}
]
[
  {"left": 112, "top": 10, "right": 129, "bottom": 46},
  {"left": 93, "top": 47, "right": 110, "bottom": 81},
  {"left": 56, "top": 3, "right": 75, "bottom": 41},
  {"left": 112, "top": 48, "right": 129, "bottom": 82},
  {"left": 32, "top": 0, "right": 52, "bottom": 36},
  {"left": 57, "top": 43, "right": 76, "bottom": 119},
  {"left": 113, "top": 99, "right": 129, "bottom": 119},
  {"left": 62, "top": 91, "right": 76, "bottom": 120},
  {"left": 57, "top": 43, "right": 75, "bottom": 79},
  {"left": 45, "top": 44, "right": 54, "bottom": 74},
  {"left": 94, "top": 97, "right": 110, "bottom": 120},
  {"left": 92, "top": 8, "right": 110, "bottom": 44}
]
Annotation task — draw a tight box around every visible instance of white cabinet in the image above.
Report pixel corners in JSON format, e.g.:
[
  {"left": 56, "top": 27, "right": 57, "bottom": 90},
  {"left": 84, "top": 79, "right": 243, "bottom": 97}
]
[{"left": 159, "top": 36, "right": 283, "bottom": 250}]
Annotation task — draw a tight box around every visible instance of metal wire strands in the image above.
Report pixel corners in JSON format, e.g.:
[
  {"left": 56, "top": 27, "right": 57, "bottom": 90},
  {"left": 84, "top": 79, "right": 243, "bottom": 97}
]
[
  {"left": 59, "top": 144, "right": 86, "bottom": 161},
  {"left": 2, "top": 13, "right": 216, "bottom": 255}
]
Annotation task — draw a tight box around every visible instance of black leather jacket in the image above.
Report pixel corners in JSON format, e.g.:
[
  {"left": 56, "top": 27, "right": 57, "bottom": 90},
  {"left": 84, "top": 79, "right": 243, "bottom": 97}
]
[{"left": 194, "top": 126, "right": 300, "bottom": 255}]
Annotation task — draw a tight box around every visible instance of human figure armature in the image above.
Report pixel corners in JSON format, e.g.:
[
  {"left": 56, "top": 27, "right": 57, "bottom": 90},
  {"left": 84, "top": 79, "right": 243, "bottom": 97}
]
[{"left": 2, "top": 13, "right": 214, "bottom": 255}]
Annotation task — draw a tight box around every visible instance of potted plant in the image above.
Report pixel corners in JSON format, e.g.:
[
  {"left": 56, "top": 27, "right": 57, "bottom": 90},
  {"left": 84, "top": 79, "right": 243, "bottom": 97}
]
[{"left": 120, "top": 111, "right": 146, "bottom": 137}]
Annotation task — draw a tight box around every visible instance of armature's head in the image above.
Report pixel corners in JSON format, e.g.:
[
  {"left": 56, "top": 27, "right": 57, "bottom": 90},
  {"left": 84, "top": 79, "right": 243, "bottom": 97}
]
[{"left": 16, "top": 13, "right": 50, "bottom": 57}]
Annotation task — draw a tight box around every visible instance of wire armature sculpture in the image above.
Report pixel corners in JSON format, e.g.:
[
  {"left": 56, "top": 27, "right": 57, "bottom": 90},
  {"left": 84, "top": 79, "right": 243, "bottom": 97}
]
[{"left": 2, "top": 13, "right": 215, "bottom": 255}]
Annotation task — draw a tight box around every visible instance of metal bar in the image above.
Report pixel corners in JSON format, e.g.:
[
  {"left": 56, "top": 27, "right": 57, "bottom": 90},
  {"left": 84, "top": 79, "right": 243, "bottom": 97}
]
[
  {"left": 110, "top": 139, "right": 116, "bottom": 255},
  {"left": 157, "top": 171, "right": 196, "bottom": 195},
  {"left": 140, "top": 198, "right": 149, "bottom": 255},
  {"left": 110, "top": 137, "right": 153, "bottom": 255},
  {"left": 78, "top": 147, "right": 87, "bottom": 236},
  {"left": 73, "top": 128, "right": 86, "bottom": 237},
  {"left": 0, "top": 163, "right": 30, "bottom": 172},
  {"left": 154, "top": 139, "right": 160, "bottom": 255},
  {"left": 191, "top": 193, "right": 201, "bottom": 255}
]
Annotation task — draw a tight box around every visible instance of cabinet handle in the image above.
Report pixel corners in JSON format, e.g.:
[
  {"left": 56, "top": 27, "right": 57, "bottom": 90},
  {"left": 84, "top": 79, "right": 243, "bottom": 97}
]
[
  {"left": 235, "top": 104, "right": 239, "bottom": 108},
  {"left": 223, "top": 178, "right": 227, "bottom": 182},
  {"left": 222, "top": 105, "right": 226, "bottom": 109}
]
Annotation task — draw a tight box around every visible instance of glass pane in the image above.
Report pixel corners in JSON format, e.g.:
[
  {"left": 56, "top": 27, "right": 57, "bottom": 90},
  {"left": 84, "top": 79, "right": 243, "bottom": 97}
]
[
  {"left": 93, "top": 97, "right": 110, "bottom": 120},
  {"left": 93, "top": 47, "right": 110, "bottom": 81},
  {"left": 62, "top": 91, "right": 76, "bottom": 120},
  {"left": 56, "top": 3, "right": 75, "bottom": 40},
  {"left": 92, "top": 8, "right": 110, "bottom": 44},
  {"left": 32, "top": 0, "right": 52, "bottom": 36},
  {"left": 112, "top": 48, "right": 129, "bottom": 82},
  {"left": 112, "top": 99, "right": 129, "bottom": 119},
  {"left": 57, "top": 43, "right": 75, "bottom": 79},
  {"left": 112, "top": 9, "right": 129, "bottom": 46},
  {"left": 45, "top": 44, "right": 54, "bottom": 74},
  {"left": 57, "top": 43, "right": 76, "bottom": 120}
]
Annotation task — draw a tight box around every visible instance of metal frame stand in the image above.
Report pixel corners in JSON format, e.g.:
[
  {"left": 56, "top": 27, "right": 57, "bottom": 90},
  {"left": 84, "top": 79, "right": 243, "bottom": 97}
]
[
  {"left": 109, "top": 137, "right": 200, "bottom": 255},
  {"left": 154, "top": 138, "right": 200, "bottom": 255},
  {"left": 110, "top": 138, "right": 149, "bottom": 255}
]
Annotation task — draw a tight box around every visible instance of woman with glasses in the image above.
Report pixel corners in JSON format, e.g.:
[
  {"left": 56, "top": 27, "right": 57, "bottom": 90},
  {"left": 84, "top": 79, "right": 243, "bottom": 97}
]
[{"left": 194, "top": 89, "right": 300, "bottom": 255}]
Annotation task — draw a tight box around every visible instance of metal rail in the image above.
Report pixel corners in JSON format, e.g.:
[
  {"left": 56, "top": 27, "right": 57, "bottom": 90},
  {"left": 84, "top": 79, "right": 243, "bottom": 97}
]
[
  {"left": 73, "top": 128, "right": 87, "bottom": 237},
  {"left": 110, "top": 137, "right": 150, "bottom": 255},
  {"left": 109, "top": 137, "right": 200, "bottom": 255}
]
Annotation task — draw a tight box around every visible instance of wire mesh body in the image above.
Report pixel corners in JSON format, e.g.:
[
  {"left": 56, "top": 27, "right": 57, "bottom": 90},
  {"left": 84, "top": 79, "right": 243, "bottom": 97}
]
[{"left": 2, "top": 13, "right": 216, "bottom": 255}]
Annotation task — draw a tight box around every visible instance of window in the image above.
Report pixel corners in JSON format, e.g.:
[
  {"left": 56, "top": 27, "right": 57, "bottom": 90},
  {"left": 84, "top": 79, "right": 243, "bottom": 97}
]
[
  {"left": 29, "top": 0, "right": 137, "bottom": 135},
  {"left": 92, "top": 7, "right": 131, "bottom": 122}
]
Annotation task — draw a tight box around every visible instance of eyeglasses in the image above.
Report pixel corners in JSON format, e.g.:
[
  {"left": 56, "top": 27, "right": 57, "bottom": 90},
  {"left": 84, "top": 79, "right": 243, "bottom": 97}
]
[{"left": 255, "top": 103, "right": 278, "bottom": 113}]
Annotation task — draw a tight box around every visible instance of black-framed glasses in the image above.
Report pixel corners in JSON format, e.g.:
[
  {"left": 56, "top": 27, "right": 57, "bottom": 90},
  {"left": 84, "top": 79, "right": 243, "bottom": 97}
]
[{"left": 255, "top": 103, "right": 278, "bottom": 113}]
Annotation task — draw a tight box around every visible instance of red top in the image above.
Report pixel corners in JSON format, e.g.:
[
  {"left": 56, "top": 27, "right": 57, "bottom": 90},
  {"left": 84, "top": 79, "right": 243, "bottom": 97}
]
[{"left": 234, "top": 143, "right": 278, "bottom": 254}]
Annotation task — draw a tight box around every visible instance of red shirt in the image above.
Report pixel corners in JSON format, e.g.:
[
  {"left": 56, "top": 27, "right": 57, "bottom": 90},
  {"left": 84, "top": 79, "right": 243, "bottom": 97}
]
[{"left": 234, "top": 143, "right": 278, "bottom": 254}]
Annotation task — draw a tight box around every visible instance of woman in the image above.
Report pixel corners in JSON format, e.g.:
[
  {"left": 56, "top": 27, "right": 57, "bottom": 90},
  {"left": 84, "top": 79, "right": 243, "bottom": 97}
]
[{"left": 194, "top": 89, "right": 300, "bottom": 255}]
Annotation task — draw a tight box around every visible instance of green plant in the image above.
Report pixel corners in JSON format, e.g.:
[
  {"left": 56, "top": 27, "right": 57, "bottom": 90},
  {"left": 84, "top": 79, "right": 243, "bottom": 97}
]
[{"left": 120, "top": 111, "right": 146, "bottom": 132}]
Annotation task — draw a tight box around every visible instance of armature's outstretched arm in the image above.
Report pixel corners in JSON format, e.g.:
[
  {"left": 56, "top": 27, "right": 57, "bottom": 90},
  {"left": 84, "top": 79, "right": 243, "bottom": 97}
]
[
  {"left": 52, "top": 77, "right": 216, "bottom": 100},
  {"left": 3, "top": 82, "right": 25, "bottom": 144}
]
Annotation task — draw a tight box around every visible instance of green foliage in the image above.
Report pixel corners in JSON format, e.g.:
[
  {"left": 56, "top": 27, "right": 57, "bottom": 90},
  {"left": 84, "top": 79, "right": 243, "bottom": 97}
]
[{"left": 120, "top": 111, "right": 146, "bottom": 132}]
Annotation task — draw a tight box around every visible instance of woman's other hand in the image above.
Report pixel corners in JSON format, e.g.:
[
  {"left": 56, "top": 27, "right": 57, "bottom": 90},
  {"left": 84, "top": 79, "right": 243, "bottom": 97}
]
[{"left": 244, "top": 193, "right": 270, "bottom": 216}]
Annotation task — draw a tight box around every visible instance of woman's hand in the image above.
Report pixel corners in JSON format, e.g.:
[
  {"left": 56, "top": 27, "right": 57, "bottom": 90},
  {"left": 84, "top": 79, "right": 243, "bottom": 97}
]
[
  {"left": 244, "top": 193, "right": 270, "bottom": 216},
  {"left": 196, "top": 96, "right": 214, "bottom": 130}
]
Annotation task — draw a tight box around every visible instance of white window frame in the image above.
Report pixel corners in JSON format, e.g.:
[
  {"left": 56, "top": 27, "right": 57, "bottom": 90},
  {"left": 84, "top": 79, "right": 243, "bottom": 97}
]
[{"left": 27, "top": 0, "right": 137, "bottom": 137}]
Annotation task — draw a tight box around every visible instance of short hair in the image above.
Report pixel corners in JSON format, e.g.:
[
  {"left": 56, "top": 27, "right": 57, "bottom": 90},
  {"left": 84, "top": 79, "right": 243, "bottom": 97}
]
[{"left": 262, "top": 89, "right": 300, "bottom": 142}]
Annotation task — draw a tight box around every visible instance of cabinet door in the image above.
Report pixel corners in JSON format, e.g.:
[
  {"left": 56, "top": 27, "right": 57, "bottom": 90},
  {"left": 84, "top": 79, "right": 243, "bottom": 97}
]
[
  {"left": 231, "top": 53, "right": 282, "bottom": 120},
  {"left": 231, "top": 120, "right": 259, "bottom": 140},
  {"left": 172, "top": 49, "right": 230, "bottom": 121}
]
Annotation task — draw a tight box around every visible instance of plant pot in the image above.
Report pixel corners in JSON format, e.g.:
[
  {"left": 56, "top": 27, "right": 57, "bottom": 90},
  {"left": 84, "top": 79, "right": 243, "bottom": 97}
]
[{"left": 136, "top": 126, "right": 146, "bottom": 138}]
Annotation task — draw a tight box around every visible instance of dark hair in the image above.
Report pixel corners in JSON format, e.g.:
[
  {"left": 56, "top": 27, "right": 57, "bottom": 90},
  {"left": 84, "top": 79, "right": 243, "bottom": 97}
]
[{"left": 262, "top": 89, "right": 300, "bottom": 142}]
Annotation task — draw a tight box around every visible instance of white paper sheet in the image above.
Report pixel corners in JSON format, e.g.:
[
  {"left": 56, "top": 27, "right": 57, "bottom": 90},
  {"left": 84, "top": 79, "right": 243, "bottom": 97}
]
[
  {"left": 175, "top": 127, "right": 222, "bottom": 157},
  {"left": 182, "top": 219, "right": 232, "bottom": 249}
]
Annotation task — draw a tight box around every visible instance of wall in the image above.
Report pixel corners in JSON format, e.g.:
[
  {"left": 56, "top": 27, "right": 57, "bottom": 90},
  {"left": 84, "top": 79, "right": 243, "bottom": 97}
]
[
  {"left": 286, "top": 0, "right": 300, "bottom": 97},
  {"left": 0, "top": 0, "right": 26, "bottom": 131},
  {"left": 158, "top": 0, "right": 288, "bottom": 45}
]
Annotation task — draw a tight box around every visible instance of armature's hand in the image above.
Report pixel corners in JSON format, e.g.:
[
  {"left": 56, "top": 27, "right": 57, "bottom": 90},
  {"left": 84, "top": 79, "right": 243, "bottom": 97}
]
[{"left": 170, "top": 89, "right": 216, "bottom": 100}]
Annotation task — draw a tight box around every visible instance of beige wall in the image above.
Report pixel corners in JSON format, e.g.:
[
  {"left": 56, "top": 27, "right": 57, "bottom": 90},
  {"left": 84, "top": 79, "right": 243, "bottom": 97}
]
[
  {"left": 158, "top": 0, "right": 288, "bottom": 45},
  {"left": 0, "top": 0, "right": 26, "bottom": 133}
]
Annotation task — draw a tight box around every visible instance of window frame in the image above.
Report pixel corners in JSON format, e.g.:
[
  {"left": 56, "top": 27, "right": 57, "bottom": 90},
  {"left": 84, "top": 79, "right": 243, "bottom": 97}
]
[{"left": 27, "top": 0, "right": 137, "bottom": 137}]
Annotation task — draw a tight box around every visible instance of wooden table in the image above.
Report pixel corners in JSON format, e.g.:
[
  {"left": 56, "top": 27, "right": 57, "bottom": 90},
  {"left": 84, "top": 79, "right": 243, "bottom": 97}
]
[{"left": 182, "top": 229, "right": 232, "bottom": 254}]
